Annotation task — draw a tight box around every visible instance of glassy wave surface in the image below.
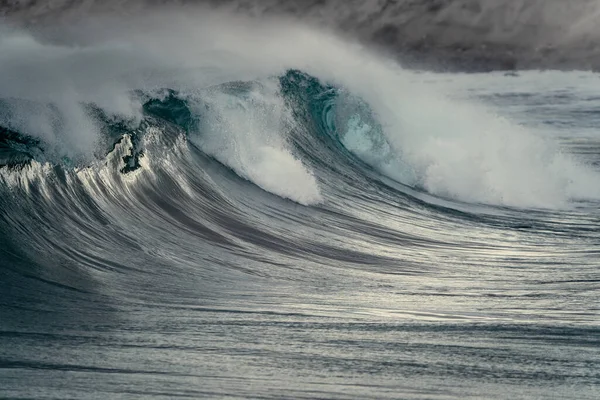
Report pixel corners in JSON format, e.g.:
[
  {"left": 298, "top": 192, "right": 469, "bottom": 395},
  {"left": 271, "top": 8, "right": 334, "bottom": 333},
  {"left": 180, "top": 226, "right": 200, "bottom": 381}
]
[{"left": 1, "top": 12, "right": 599, "bottom": 400}]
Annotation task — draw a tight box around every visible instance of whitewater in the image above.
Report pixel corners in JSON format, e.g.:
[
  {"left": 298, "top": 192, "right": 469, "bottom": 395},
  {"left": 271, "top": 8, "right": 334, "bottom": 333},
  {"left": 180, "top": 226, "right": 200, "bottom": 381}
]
[{"left": 1, "top": 7, "right": 599, "bottom": 400}]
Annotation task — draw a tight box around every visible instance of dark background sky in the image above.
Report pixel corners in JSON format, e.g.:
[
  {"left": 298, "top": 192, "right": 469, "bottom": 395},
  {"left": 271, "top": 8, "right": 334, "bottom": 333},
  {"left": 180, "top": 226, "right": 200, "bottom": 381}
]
[{"left": 2, "top": 0, "right": 599, "bottom": 71}]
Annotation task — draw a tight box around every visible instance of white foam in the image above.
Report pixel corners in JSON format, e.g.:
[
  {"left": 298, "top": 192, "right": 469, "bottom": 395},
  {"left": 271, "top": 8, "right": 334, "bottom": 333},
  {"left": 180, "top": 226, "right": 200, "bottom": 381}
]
[
  {"left": 187, "top": 82, "right": 322, "bottom": 205},
  {"left": 1, "top": 10, "right": 599, "bottom": 208}
]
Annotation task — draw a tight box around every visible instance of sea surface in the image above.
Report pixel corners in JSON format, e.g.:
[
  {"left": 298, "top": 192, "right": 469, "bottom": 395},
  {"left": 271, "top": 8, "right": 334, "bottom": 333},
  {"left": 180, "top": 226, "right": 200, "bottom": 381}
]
[{"left": 1, "top": 13, "right": 599, "bottom": 399}]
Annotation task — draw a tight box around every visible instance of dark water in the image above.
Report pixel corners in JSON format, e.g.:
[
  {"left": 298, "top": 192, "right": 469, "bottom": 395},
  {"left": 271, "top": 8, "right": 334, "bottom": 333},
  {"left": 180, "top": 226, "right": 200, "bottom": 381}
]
[{"left": 1, "top": 20, "right": 600, "bottom": 399}]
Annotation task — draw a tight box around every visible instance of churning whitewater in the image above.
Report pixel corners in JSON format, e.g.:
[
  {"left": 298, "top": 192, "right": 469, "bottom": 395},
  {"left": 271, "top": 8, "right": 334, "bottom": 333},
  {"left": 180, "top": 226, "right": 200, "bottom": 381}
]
[
  {"left": 1, "top": 8, "right": 599, "bottom": 400},
  {"left": 2, "top": 12, "right": 599, "bottom": 207}
]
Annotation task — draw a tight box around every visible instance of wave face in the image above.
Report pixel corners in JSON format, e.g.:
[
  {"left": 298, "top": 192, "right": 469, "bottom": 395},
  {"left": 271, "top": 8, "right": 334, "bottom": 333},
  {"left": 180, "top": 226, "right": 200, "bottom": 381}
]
[{"left": 1, "top": 10, "right": 600, "bottom": 400}]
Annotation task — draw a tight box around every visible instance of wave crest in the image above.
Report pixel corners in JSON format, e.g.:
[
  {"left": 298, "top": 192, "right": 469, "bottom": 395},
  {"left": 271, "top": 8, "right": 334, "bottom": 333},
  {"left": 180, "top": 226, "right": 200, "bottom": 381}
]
[{"left": 1, "top": 11, "right": 599, "bottom": 209}]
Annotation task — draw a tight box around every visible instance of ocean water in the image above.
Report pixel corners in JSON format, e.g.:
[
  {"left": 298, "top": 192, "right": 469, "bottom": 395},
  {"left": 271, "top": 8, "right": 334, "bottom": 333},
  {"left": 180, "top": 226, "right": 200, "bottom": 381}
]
[{"left": 1, "top": 11, "right": 599, "bottom": 400}]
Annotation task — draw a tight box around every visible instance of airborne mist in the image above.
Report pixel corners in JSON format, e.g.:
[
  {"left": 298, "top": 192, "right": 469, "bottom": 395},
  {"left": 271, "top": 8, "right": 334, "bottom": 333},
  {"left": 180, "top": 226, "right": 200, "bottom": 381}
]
[{"left": 2, "top": 0, "right": 600, "bottom": 71}]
